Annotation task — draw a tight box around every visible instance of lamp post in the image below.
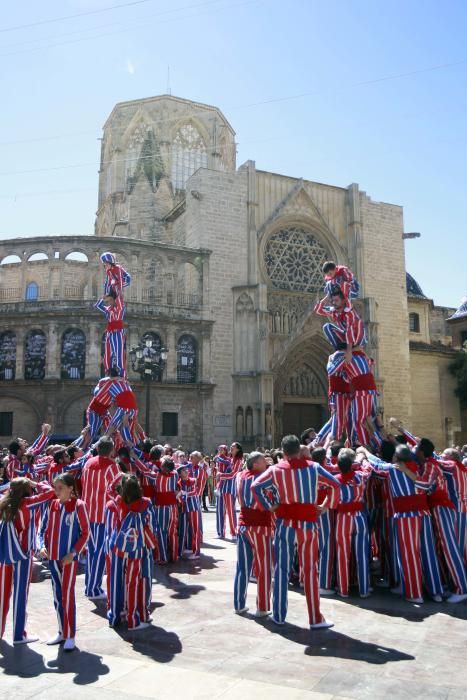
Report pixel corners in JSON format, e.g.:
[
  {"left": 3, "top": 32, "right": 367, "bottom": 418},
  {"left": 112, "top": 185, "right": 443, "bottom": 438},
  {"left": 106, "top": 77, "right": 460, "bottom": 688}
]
[{"left": 129, "top": 337, "right": 168, "bottom": 436}]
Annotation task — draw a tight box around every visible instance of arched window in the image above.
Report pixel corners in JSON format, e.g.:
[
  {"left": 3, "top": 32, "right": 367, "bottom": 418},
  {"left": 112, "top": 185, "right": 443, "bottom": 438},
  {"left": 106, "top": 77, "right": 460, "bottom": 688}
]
[
  {"left": 264, "top": 227, "right": 329, "bottom": 293},
  {"left": 27, "top": 252, "right": 48, "bottom": 262},
  {"left": 138, "top": 332, "right": 163, "bottom": 382},
  {"left": 61, "top": 328, "right": 86, "bottom": 379},
  {"left": 25, "top": 282, "right": 39, "bottom": 301},
  {"left": 409, "top": 312, "right": 420, "bottom": 333},
  {"left": 24, "top": 330, "right": 46, "bottom": 380},
  {"left": 176, "top": 334, "right": 197, "bottom": 384},
  {"left": 0, "top": 331, "right": 16, "bottom": 380},
  {"left": 171, "top": 123, "right": 207, "bottom": 191}
]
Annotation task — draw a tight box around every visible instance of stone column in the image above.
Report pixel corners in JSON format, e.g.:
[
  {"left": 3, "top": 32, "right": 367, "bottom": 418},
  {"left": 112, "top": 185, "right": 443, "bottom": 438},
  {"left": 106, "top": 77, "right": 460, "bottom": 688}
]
[
  {"left": 165, "top": 326, "right": 177, "bottom": 382},
  {"left": 46, "top": 322, "right": 60, "bottom": 379},
  {"left": 87, "top": 322, "right": 101, "bottom": 379},
  {"left": 15, "top": 328, "right": 25, "bottom": 380}
]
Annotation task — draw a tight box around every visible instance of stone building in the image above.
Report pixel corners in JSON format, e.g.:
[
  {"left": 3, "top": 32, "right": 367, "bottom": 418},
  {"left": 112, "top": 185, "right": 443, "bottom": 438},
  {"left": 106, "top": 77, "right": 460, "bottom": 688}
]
[{"left": 0, "top": 94, "right": 464, "bottom": 450}]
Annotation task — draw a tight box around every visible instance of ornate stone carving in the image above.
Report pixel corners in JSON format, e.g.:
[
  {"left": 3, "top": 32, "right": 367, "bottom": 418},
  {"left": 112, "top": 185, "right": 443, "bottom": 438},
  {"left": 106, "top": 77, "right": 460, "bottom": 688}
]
[
  {"left": 264, "top": 227, "right": 329, "bottom": 293},
  {"left": 283, "top": 366, "right": 325, "bottom": 398}
]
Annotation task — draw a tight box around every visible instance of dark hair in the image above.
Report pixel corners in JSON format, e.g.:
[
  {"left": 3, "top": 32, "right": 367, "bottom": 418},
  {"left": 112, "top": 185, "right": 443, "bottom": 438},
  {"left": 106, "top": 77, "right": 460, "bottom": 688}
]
[
  {"left": 53, "top": 449, "right": 66, "bottom": 465},
  {"left": 142, "top": 439, "right": 153, "bottom": 453},
  {"left": 330, "top": 286, "right": 345, "bottom": 300},
  {"left": 109, "top": 367, "right": 123, "bottom": 377},
  {"left": 330, "top": 442, "right": 344, "bottom": 458},
  {"left": 117, "top": 446, "right": 130, "bottom": 460},
  {"left": 53, "top": 473, "right": 76, "bottom": 493},
  {"left": 281, "top": 435, "right": 301, "bottom": 457},
  {"left": 0, "top": 477, "right": 32, "bottom": 521},
  {"left": 231, "top": 442, "right": 243, "bottom": 458},
  {"left": 395, "top": 434, "right": 407, "bottom": 445},
  {"left": 149, "top": 446, "right": 162, "bottom": 461},
  {"left": 322, "top": 261, "right": 336, "bottom": 274},
  {"left": 97, "top": 437, "right": 114, "bottom": 456},
  {"left": 380, "top": 440, "right": 396, "bottom": 463},
  {"left": 418, "top": 438, "right": 435, "bottom": 458},
  {"left": 337, "top": 448, "right": 355, "bottom": 473},
  {"left": 161, "top": 457, "right": 175, "bottom": 471},
  {"left": 121, "top": 474, "right": 142, "bottom": 504},
  {"left": 395, "top": 445, "right": 412, "bottom": 463},
  {"left": 272, "top": 450, "right": 283, "bottom": 464},
  {"left": 311, "top": 447, "right": 326, "bottom": 465},
  {"left": 300, "top": 428, "right": 315, "bottom": 444},
  {"left": 67, "top": 446, "right": 79, "bottom": 460},
  {"left": 105, "top": 288, "right": 117, "bottom": 300},
  {"left": 8, "top": 440, "right": 21, "bottom": 456}
]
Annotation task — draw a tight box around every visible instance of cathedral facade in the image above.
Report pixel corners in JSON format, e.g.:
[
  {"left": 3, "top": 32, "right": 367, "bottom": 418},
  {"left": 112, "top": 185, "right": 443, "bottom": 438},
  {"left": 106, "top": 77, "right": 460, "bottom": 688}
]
[{"left": 0, "top": 95, "right": 464, "bottom": 450}]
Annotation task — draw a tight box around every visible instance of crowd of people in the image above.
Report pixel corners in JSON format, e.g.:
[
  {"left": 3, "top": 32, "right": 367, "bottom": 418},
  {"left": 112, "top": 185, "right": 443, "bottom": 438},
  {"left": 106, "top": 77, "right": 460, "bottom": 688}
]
[{"left": 0, "top": 255, "right": 466, "bottom": 652}]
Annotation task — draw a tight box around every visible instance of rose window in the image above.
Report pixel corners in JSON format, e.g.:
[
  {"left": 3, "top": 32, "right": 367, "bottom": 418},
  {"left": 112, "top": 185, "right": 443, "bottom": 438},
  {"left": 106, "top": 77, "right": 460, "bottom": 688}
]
[{"left": 264, "top": 227, "right": 329, "bottom": 293}]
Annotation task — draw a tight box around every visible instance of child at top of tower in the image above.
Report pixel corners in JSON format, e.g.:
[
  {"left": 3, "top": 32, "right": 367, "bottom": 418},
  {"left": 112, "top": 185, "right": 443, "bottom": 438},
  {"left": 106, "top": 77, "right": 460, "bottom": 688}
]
[
  {"left": 322, "top": 261, "right": 359, "bottom": 304},
  {"left": 100, "top": 252, "right": 131, "bottom": 297}
]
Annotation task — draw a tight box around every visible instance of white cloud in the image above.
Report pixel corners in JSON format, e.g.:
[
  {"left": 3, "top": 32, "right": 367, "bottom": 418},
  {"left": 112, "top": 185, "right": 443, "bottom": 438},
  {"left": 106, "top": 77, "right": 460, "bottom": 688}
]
[{"left": 126, "top": 59, "right": 136, "bottom": 75}]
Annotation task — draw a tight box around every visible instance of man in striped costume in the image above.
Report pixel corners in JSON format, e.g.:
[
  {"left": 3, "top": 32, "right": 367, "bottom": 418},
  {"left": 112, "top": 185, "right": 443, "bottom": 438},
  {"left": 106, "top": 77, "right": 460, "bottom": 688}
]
[
  {"left": 439, "top": 448, "right": 467, "bottom": 566},
  {"left": 360, "top": 444, "right": 443, "bottom": 603},
  {"left": 177, "top": 465, "right": 203, "bottom": 559},
  {"left": 153, "top": 457, "right": 180, "bottom": 563},
  {"left": 314, "top": 287, "right": 366, "bottom": 360},
  {"left": 6, "top": 424, "right": 51, "bottom": 481},
  {"left": 95, "top": 289, "right": 127, "bottom": 378},
  {"left": 100, "top": 252, "right": 131, "bottom": 296},
  {"left": 252, "top": 435, "right": 340, "bottom": 629},
  {"left": 81, "top": 437, "right": 121, "bottom": 599},
  {"left": 234, "top": 451, "right": 273, "bottom": 617}
]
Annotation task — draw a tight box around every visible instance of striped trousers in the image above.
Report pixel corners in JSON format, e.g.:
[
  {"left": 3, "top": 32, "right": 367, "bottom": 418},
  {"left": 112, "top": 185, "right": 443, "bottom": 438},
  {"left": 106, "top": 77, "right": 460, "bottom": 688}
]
[
  {"left": 349, "top": 392, "right": 374, "bottom": 446},
  {"left": 49, "top": 559, "right": 78, "bottom": 638},
  {"left": 318, "top": 509, "right": 335, "bottom": 590},
  {"left": 85, "top": 522, "right": 106, "bottom": 597},
  {"left": 395, "top": 514, "right": 443, "bottom": 599},
  {"left": 273, "top": 521, "right": 323, "bottom": 625},
  {"left": 107, "top": 553, "right": 143, "bottom": 628},
  {"left": 323, "top": 322, "right": 366, "bottom": 350},
  {"left": 234, "top": 526, "right": 272, "bottom": 612},
  {"left": 216, "top": 493, "right": 237, "bottom": 538},
  {"left": 179, "top": 510, "right": 202, "bottom": 555},
  {"left": 431, "top": 506, "right": 467, "bottom": 594},
  {"left": 457, "top": 511, "right": 467, "bottom": 566},
  {"left": 335, "top": 511, "right": 370, "bottom": 596},
  {"left": 329, "top": 393, "right": 351, "bottom": 442},
  {"left": 103, "top": 330, "right": 127, "bottom": 377},
  {"left": 0, "top": 555, "right": 33, "bottom": 643},
  {"left": 155, "top": 505, "right": 178, "bottom": 562}
]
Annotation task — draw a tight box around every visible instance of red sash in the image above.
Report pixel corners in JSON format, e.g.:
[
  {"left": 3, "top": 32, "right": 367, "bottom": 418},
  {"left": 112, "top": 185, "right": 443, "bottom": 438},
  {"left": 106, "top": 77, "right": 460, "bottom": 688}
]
[
  {"left": 88, "top": 398, "right": 109, "bottom": 416},
  {"left": 239, "top": 507, "right": 271, "bottom": 527},
  {"left": 393, "top": 494, "right": 428, "bottom": 513},
  {"left": 115, "top": 390, "right": 137, "bottom": 410},
  {"left": 351, "top": 373, "right": 377, "bottom": 392},
  {"left": 275, "top": 503, "right": 318, "bottom": 524},
  {"left": 107, "top": 320, "right": 124, "bottom": 332},
  {"left": 427, "top": 490, "right": 455, "bottom": 510},
  {"left": 329, "top": 375, "right": 351, "bottom": 394},
  {"left": 154, "top": 492, "right": 177, "bottom": 506},
  {"left": 337, "top": 501, "right": 364, "bottom": 514}
]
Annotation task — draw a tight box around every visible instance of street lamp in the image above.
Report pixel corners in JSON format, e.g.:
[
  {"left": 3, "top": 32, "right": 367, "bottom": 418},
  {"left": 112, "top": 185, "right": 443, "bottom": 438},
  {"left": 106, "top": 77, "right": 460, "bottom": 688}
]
[{"left": 129, "top": 337, "right": 168, "bottom": 436}]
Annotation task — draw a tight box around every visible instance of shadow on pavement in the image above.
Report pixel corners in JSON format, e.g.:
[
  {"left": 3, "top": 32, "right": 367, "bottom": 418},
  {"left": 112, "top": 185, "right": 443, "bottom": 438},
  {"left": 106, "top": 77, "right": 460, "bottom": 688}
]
[
  {"left": 255, "top": 620, "right": 414, "bottom": 664},
  {"left": 0, "top": 639, "right": 110, "bottom": 684},
  {"left": 115, "top": 624, "right": 182, "bottom": 663}
]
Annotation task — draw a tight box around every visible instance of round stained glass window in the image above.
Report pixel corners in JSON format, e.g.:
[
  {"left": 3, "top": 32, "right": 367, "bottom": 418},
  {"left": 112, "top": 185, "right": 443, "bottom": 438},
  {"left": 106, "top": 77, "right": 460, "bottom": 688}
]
[{"left": 264, "top": 227, "right": 329, "bottom": 293}]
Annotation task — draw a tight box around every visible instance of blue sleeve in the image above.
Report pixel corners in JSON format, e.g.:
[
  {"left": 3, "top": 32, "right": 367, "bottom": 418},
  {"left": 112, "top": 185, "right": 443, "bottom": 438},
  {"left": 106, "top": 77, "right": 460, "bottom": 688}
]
[
  {"left": 95, "top": 299, "right": 107, "bottom": 316},
  {"left": 251, "top": 468, "right": 275, "bottom": 510}
]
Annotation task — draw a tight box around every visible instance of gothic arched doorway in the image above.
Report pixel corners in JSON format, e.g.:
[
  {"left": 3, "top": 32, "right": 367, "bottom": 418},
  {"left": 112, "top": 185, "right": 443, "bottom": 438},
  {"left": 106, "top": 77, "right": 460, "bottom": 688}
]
[{"left": 273, "top": 335, "right": 329, "bottom": 442}]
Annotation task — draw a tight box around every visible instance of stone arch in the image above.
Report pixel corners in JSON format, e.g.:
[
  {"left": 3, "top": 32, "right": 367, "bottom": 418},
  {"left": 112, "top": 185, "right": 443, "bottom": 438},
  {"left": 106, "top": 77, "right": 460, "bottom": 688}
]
[
  {"left": 25, "top": 281, "right": 39, "bottom": 301},
  {"left": 61, "top": 328, "right": 86, "bottom": 380},
  {"left": 170, "top": 120, "right": 208, "bottom": 191},
  {"left": 0, "top": 393, "right": 43, "bottom": 436},
  {"left": 177, "top": 261, "right": 201, "bottom": 301},
  {"left": 27, "top": 252, "right": 48, "bottom": 262},
  {"left": 0, "top": 330, "right": 16, "bottom": 380},
  {"left": 259, "top": 218, "right": 341, "bottom": 294},
  {"left": 61, "top": 394, "right": 93, "bottom": 437},
  {"left": 176, "top": 333, "right": 198, "bottom": 384},
  {"left": 1, "top": 254, "right": 21, "bottom": 265},
  {"left": 64, "top": 251, "right": 89, "bottom": 263},
  {"left": 273, "top": 333, "right": 329, "bottom": 442},
  {"left": 259, "top": 214, "right": 347, "bottom": 286}
]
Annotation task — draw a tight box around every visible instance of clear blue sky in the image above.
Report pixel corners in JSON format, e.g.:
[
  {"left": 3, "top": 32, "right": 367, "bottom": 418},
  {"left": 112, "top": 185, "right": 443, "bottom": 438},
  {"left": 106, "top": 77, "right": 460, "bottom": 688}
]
[{"left": 1, "top": 0, "right": 466, "bottom": 307}]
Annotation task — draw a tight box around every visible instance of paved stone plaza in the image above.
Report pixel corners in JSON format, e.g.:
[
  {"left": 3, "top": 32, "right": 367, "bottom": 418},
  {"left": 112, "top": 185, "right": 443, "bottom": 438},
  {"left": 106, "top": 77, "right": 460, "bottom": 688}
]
[{"left": 1, "top": 512, "right": 466, "bottom": 699}]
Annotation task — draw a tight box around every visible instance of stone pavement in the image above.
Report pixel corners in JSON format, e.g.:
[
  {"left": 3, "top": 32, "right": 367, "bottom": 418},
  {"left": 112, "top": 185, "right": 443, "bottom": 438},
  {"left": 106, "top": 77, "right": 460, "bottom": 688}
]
[{"left": 1, "top": 511, "right": 466, "bottom": 699}]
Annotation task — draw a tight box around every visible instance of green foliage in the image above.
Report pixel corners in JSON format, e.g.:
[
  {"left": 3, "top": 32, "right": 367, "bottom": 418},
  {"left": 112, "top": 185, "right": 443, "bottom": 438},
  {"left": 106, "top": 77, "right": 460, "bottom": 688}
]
[{"left": 449, "top": 342, "right": 467, "bottom": 407}]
